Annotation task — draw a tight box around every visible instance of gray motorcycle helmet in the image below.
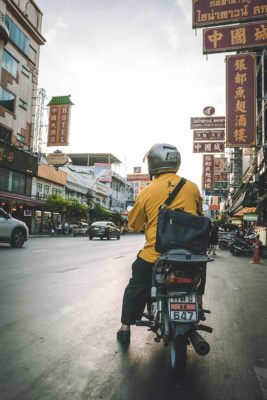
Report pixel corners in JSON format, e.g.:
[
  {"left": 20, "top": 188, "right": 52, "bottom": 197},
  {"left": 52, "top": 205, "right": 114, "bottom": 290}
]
[{"left": 144, "top": 143, "right": 181, "bottom": 176}]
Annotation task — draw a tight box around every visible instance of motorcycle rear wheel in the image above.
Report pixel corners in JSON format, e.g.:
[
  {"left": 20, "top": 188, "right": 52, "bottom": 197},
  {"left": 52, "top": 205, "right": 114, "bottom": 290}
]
[
  {"left": 170, "top": 335, "right": 187, "bottom": 381},
  {"left": 230, "top": 246, "right": 240, "bottom": 256}
]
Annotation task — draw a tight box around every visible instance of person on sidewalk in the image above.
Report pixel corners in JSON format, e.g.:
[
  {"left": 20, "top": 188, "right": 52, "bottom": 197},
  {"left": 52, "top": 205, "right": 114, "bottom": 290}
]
[
  {"left": 117, "top": 143, "right": 205, "bottom": 345},
  {"left": 208, "top": 221, "right": 219, "bottom": 255}
]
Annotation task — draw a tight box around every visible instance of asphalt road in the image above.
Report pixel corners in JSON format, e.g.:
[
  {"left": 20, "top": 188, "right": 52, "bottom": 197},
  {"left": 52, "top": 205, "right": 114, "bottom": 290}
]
[{"left": 0, "top": 234, "right": 267, "bottom": 400}]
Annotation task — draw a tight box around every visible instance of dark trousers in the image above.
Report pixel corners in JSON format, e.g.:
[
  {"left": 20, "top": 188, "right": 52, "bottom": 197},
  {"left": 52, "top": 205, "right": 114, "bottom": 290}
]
[
  {"left": 121, "top": 257, "right": 154, "bottom": 326},
  {"left": 120, "top": 257, "right": 207, "bottom": 325}
]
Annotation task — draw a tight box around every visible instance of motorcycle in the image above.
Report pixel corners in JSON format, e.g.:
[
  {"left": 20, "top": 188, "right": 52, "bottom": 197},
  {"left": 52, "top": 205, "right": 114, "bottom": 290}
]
[
  {"left": 218, "top": 232, "right": 236, "bottom": 250},
  {"left": 229, "top": 236, "right": 267, "bottom": 258},
  {"left": 136, "top": 249, "right": 213, "bottom": 381}
]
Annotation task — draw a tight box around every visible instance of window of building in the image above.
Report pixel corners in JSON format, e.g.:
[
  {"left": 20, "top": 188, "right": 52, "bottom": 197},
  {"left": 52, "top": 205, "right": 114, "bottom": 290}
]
[
  {"left": 52, "top": 188, "right": 62, "bottom": 196},
  {"left": 0, "top": 87, "right": 15, "bottom": 113},
  {"left": 2, "top": 50, "right": 18, "bottom": 78},
  {"left": 19, "top": 99, "right": 28, "bottom": 110},
  {"left": 44, "top": 185, "right": 49, "bottom": 199},
  {"left": 5, "top": 16, "right": 30, "bottom": 56},
  {"left": 0, "top": 125, "right": 12, "bottom": 144},
  {"left": 11, "top": 171, "right": 25, "bottom": 195},
  {"left": 16, "top": 133, "right": 25, "bottom": 143},
  {"left": 21, "top": 65, "right": 30, "bottom": 78}
]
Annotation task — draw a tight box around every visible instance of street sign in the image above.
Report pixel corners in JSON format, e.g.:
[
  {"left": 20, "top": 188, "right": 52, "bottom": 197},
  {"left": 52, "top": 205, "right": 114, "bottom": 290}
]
[
  {"left": 190, "top": 117, "right": 225, "bottom": 129},
  {"left": 193, "top": 142, "right": 225, "bottom": 153},
  {"left": 193, "top": 130, "right": 225, "bottom": 141},
  {"left": 47, "top": 152, "right": 69, "bottom": 166}
]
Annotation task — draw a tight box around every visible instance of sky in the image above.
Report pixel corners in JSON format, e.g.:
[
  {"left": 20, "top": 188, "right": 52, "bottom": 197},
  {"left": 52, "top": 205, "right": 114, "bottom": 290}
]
[{"left": 36, "top": 0, "right": 227, "bottom": 188}]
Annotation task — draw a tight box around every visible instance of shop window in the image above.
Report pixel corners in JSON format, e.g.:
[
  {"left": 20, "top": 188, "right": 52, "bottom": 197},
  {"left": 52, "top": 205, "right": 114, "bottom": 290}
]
[
  {"left": 0, "top": 87, "right": 15, "bottom": 113},
  {"left": 0, "top": 167, "right": 9, "bottom": 191},
  {"left": 16, "top": 133, "right": 25, "bottom": 143},
  {"left": 5, "top": 16, "right": 29, "bottom": 56},
  {"left": 25, "top": 176, "right": 32, "bottom": 197},
  {"left": 2, "top": 50, "right": 18, "bottom": 78}
]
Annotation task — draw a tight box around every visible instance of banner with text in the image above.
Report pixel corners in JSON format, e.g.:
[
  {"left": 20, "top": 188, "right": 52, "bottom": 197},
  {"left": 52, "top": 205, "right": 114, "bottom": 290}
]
[{"left": 202, "top": 154, "right": 214, "bottom": 191}]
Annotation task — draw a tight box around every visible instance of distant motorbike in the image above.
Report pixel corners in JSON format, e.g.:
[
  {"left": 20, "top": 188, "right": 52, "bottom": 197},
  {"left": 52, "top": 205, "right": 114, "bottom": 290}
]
[
  {"left": 136, "top": 249, "right": 213, "bottom": 381},
  {"left": 229, "top": 236, "right": 267, "bottom": 258},
  {"left": 218, "top": 232, "right": 236, "bottom": 250}
]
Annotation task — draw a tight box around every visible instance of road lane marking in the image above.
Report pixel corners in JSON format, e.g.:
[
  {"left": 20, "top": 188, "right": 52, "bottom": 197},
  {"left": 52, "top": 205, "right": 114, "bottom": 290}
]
[
  {"left": 32, "top": 250, "right": 48, "bottom": 253},
  {"left": 254, "top": 367, "right": 267, "bottom": 400}
]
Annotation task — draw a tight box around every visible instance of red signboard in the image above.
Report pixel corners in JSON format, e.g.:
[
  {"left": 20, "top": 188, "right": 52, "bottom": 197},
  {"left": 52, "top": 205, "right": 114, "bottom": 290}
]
[
  {"left": 127, "top": 174, "right": 150, "bottom": 181},
  {"left": 193, "top": 142, "right": 225, "bottom": 153},
  {"left": 226, "top": 53, "right": 256, "bottom": 147},
  {"left": 47, "top": 105, "right": 71, "bottom": 146},
  {"left": 202, "top": 154, "right": 214, "bottom": 191},
  {"left": 203, "top": 21, "right": 267, "bottom": 54},
  {"left": 214, "top": 173, "right": 228, "bottom": 182},
  {"left": 193, "top": 130, "right": 225, "bottom": 141},
  {"left": 190, "top": 117, "right": 225, "bottom": 129},
  {"left": 193, "top": 0, "right": 267, "bottom": 28}
]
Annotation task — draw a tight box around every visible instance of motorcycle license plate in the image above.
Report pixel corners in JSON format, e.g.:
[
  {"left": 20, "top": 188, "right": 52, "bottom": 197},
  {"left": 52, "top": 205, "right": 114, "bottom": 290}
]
[{"left": 169, "top": 294, "right": 198, "bottom": 322}]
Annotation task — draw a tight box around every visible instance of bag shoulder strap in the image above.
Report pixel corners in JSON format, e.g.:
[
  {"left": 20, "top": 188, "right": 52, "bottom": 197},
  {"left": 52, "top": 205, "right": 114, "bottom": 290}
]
[{"left": 164, "top": 177, "right": 186, "bottom": 207}]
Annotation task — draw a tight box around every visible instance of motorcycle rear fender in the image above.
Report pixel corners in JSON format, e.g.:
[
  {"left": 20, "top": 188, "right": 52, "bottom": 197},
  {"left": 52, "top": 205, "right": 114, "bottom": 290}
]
[{"left": 172, "top": 322, "right": 191, "bottom": 337}]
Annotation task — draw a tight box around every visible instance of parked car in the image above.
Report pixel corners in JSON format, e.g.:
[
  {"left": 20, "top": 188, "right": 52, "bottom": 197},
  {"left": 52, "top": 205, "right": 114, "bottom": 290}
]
[
  {"left": 0, "top": 208, "right": 29, "bottom": 248},
  {"left": 72, "top": 222, "right": 89, "bottom": 237},
  {"left": 88, "top": 221, "right": 121, "bottom": 240}
]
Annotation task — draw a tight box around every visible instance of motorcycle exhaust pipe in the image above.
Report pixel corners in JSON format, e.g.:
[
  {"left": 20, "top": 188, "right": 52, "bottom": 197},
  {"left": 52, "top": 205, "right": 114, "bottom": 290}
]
[{"left": 189, "top": 329, "right": 210, "bottom": 356}]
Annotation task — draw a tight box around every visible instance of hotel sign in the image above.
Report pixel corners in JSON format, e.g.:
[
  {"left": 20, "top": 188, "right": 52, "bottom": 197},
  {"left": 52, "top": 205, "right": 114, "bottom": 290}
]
[
  {"left": 193, "top": 142, "right": 225, "bottom": 153},
  {"left": 203, "top": 21, "right": 267, "bottom": 54},
  {"left": 191, "top": 117, "right": 225, "bottom": 129},
  {"left": 193, "top": 129, "right": 225, "bottom": 141},
  {"left": 193, "top": 0, "right": 267, "bottom": 28},
  {"left": 47, "top": 104, "right": 71, "bottom": 146},
  {"left": 226, "top": 53, "right": 256, "bottom": 147}
]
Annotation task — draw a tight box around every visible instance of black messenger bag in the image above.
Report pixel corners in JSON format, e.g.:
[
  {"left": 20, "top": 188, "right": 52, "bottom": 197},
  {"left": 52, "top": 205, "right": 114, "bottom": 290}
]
[{"left": 155, "top": 178, "right": 211, "bottom": 254}]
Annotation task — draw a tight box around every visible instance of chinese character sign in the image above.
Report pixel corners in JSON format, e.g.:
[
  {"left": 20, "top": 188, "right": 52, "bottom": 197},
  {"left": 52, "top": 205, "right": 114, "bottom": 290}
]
[
  {"left": 203, "top": 21, "right": 267, "bottom": 54},
  {"left": 47, "top": 105, "right": 71, "bottom": 146},
  {"left": 193, "top": 142, "right": 225, "bottom": 153},
  {"left": 202, "top": 154, "right": 214, "bottom": 191},
  {"left": 226, "top": 53, "right": 256, "bottom": 147},
  {"left": 193, "top": 130, "right": 225, "bottom": 141}
]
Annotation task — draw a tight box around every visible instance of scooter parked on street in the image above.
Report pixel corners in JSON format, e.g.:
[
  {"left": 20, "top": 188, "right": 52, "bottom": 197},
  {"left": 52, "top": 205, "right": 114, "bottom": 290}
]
[
  {"left": 229, "top": 235, "right": 267, "bottom": 258},
  {"left": 136, "top": 249, "right": 213, "bottom": 381}
]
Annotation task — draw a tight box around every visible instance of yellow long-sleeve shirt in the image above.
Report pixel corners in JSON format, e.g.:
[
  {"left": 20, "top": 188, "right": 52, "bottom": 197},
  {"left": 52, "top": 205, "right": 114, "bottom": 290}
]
[{"left": 128, "top": 173, "right": 203, "bottom": 263}]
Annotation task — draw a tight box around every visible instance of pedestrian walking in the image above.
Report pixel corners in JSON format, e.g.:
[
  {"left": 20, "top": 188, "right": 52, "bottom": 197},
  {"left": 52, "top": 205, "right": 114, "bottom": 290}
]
[{"left": 208, "top": 221, "right": 219, "bottom": 255}]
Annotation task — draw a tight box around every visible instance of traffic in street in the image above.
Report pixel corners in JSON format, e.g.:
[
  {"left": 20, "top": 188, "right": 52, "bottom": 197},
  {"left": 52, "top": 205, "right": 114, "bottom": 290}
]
[{"left": 0, "top": 234, "right": 267, "bottom": 400}]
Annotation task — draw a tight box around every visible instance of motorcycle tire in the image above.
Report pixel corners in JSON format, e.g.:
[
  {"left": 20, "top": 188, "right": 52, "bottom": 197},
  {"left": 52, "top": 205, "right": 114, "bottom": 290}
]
[
  {"left": 170, "top": 335, "right": 187, "bottom": 381},
  {"left": 230, "top": 246, "right": 240, "bottom": 256}
]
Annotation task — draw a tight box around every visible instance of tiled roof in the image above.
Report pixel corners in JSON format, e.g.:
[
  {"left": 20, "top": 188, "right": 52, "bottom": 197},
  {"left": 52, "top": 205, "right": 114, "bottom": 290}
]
[{"left": 47, "top": 95, "right": 74, "bottom": 106}]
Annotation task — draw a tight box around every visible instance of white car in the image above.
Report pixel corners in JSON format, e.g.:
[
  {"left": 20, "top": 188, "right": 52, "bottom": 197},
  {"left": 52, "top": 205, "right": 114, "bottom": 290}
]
[{"left": 0, "top": 208, "right": 29, "bottom": 248}]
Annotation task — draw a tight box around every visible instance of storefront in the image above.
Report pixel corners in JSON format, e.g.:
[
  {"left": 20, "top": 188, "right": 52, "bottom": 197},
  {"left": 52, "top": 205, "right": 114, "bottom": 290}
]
[{"left": 0, "top": 142, "right": 41, "bottom": 233}]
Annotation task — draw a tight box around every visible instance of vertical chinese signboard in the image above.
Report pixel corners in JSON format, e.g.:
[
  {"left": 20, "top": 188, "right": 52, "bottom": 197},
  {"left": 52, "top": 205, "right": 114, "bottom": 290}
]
[
  {"left": 226, "top": 53, "right": 256, "bottom": 147},
  {"left": 202, "top": 154, "right": 214, "bottom": 191},
  {"left": 47, "top": 96, "right": 74, "bottom": 146}
]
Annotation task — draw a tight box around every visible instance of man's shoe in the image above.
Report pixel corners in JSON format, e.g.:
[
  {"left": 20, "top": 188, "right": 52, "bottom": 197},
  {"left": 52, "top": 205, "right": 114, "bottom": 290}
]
[{"left": 117, "top": 329, "right": 130, "bottom": 345}]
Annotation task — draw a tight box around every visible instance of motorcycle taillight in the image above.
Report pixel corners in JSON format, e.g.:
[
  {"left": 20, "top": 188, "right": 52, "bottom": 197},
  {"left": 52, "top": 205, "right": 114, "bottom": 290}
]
[{"left": 166, "top": 270, "right": 200, "bottom": 285}]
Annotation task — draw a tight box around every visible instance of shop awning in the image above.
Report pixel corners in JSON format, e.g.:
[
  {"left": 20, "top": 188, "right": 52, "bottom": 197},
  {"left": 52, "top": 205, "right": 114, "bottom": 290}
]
[
  {"left": 234, "top": 207, "right": 256, "bottom": 217},
  {"left": 0, "top": 191, "right": 45, "bottom": 207}
]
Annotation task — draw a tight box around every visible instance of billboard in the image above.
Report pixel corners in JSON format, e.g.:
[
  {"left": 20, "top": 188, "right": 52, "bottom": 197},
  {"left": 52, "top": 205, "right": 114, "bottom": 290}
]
[
  {"left": 226, "top": 53, "right": 256, "bottom": 147},
  {"left": 214, "top": 157, "right": 228, "bottom": 173},
  {"left": 127, "top": 174, "right": 150, "bottom": 181},
  {"left": 203, "top": 21, "right": 267, "bottom": 54},
  {"left": 193, "top": 130, "right": 225, "bottom": 141},
  {"left": 193, "top": 142, "right": 225, "bottom": 153},
  {"left": 94, "top": 163, "right": 112, "bottom": 182},
  {"left": 47, "top": 104, "right": 71, "bottom": 146},
  {"left": 191, "top": 117, "right": 225, "bottom": 129},
  {"left": 193, "top": 0, "right": 267, "bottom": 28}
]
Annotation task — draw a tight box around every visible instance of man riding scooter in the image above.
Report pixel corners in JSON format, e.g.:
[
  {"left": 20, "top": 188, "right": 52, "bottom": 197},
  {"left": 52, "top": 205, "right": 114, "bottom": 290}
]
[{"left": 117, "top": 143, "right": 206, "bottom": 345}]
